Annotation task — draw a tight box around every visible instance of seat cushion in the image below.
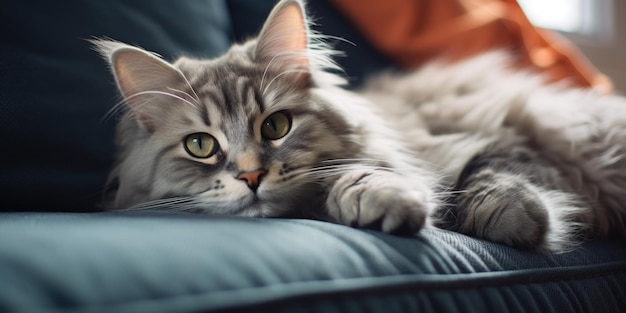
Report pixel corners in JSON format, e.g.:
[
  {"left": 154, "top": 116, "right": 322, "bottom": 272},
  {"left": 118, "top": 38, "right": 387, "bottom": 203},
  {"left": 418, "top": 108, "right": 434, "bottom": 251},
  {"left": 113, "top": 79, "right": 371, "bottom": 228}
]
[
  {"left": 0, "top": 0, "right": 231, "bottom": 211},
  {"left": 1, "top": 212, "right": 624, "bottom": 313}
]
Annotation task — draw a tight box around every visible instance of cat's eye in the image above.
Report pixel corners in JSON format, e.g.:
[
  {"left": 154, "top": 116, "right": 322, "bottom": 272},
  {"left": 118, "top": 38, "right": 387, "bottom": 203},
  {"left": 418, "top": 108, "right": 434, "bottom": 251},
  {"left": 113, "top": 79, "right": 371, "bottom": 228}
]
[
  {"left": 184, "top": 133, "right": 219, "bottom": 158},
  {"left": 261, "top": 111, "right": 292, "bottom": 140}
]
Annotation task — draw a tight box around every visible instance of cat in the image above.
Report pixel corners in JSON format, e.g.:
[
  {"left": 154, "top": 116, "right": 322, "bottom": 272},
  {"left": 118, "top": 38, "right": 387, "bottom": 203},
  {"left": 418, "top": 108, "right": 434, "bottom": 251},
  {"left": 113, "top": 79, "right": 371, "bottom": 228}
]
[{"left": 96, "top": 0, "right": 626, "bottom": 252}]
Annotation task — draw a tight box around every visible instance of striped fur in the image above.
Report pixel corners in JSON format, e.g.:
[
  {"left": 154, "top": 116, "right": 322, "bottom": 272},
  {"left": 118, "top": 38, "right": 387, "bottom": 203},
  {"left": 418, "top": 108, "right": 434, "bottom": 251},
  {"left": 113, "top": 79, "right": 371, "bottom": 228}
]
[{"left": 97, "top": 0, "right": 625, "bottom": 252}]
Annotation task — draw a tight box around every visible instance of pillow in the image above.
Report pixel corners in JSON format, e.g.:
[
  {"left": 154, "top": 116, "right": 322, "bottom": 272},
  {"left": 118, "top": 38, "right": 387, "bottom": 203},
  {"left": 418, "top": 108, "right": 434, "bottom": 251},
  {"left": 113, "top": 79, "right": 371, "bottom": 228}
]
[{"left": 0, "top": 0, "right": 232, "bottom": 211}]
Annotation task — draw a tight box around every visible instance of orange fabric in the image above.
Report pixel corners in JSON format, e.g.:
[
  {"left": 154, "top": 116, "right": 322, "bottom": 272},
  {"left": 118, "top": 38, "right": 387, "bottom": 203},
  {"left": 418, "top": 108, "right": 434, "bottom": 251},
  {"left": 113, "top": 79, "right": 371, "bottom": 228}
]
[{"left": 330, "top": 0, "right": 612, "bottom": 94}]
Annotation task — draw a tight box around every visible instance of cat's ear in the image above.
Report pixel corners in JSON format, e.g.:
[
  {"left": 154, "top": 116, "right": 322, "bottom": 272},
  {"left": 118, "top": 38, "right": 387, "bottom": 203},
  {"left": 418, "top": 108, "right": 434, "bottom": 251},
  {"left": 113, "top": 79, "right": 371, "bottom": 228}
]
[
  {"left": 93, "top": 40, "right": 191, "bottom": 132},
  {"left": 255, "top": 0, "right": 311, "bottom": 88}
]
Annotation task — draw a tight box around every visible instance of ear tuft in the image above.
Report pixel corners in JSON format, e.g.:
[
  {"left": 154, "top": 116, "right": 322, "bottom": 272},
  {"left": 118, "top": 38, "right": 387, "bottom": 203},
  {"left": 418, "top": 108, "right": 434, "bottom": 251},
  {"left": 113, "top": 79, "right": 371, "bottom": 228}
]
[
  {"left": 256, "top": 0, "right": 311, "bottom": 87},
  {"left": 92, "top": 39, "right": 192, "bottom": 132},
  {"left": 92, "top": 40, "right": 187, "bottom": 100}
]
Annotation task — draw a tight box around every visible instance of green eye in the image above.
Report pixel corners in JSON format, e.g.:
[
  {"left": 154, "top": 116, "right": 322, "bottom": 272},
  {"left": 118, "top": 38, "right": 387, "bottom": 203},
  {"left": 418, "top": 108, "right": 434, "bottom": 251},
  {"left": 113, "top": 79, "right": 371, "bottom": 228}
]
[
  {"left": 261, "top": 111, "right": 292, "bottom": 140},
  {"left": 184, "top": 133, "right": 219, "bottom": 158}
]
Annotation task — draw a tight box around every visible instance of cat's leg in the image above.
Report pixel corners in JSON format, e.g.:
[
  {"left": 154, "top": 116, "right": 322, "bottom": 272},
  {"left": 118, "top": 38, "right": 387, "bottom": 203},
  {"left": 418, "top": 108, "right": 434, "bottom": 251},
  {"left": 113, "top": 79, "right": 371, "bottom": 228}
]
[
  {"left": 325, "top": 168, "right": 438, "bottom": 234},
  {"left": 438, "top": 142, "right": 587, "bottom": 252}
]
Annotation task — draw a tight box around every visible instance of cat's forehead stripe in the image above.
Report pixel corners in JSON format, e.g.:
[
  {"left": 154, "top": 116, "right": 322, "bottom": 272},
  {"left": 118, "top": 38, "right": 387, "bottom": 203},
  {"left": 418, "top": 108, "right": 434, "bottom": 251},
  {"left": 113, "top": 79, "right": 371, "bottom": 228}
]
[
  {"left": 198, "top": 103, "right": 211, "bottom": 127},
  {"left": 254, "top": 89, "right": 265, "bottom": 112},
  {"left": 199, "top": 87, "right": 227, "bottom": 119},
  {"left": 183, "top": 60, "right": 270, "bottom": 120},
  {"left": 234, "top": 75, "right": 264, "bottom": 114}
]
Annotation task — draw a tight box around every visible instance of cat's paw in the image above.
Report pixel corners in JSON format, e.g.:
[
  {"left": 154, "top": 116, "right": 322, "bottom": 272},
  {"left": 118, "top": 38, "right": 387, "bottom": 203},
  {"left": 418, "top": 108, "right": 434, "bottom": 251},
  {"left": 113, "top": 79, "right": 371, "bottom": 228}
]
[
  {"left": 455, "top": 174, "right": 550, "bottom": 249},
  {"left": 326, "top": 169, "right": 435, "bottom": 235}
]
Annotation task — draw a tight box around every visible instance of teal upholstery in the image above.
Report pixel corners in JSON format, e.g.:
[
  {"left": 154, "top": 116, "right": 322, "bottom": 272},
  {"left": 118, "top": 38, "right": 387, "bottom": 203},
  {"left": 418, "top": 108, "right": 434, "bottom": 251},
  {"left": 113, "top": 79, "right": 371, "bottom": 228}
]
[
  {"left": 1, "top": 1, "right": 625, "bottom": 312},
  {"left": 1, "top": 212, "right": 625, "bottom": 313}
]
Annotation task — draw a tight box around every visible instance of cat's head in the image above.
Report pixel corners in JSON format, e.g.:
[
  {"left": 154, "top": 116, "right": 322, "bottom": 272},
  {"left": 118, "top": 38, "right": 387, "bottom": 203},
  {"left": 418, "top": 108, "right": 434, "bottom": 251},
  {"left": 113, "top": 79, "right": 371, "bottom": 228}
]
[{"left": 97, "top": 0, "right": 361, "bottom": 216}]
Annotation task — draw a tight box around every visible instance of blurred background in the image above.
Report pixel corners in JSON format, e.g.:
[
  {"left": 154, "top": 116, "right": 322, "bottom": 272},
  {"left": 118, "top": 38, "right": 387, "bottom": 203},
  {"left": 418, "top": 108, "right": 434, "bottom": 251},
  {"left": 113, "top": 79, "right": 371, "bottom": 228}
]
[{"left": 518, "top": 0, "right": 626, "bottom": 93}]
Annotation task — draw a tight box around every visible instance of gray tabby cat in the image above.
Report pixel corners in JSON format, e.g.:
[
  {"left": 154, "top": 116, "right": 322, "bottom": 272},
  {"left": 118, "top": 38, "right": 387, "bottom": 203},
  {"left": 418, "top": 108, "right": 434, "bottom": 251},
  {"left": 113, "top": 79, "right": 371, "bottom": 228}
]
[{"left": 97, "top": 0, "right": 626, "bottom": 252}]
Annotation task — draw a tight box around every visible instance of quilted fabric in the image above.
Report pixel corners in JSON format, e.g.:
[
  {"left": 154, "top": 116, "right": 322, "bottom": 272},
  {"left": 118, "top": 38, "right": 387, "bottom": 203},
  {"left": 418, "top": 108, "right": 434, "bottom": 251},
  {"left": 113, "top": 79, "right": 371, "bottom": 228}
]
[{"left": 1, "top": 212, "right": 624, "bottom": 313}]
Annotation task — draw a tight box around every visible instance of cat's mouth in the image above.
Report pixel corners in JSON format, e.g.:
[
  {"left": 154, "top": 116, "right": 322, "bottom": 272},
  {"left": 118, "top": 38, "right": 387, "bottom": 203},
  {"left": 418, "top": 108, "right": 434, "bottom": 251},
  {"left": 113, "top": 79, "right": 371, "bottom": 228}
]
[
  {"left": 240, "top": 193, "right": 265, "bottom": 211},
  {"left": 239, "top": 192, "right": 284, "bottom": 217},
  {"left": 250, "top": 195, "right": 262, "bottom": 206}
]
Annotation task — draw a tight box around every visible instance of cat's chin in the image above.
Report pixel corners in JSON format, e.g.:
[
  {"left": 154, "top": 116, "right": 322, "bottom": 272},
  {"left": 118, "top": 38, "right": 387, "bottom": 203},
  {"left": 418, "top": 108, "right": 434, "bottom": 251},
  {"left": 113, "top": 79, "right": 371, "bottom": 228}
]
[{"left": 238, "top": 193, "right": 278, "bottom": 217}]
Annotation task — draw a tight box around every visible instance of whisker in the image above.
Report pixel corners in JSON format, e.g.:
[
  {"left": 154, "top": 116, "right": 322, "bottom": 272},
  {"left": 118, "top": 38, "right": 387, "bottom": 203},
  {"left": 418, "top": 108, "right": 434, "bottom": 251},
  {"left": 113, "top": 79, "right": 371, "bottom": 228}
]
[
  {"left": 320, "top": 158, "right": 381, "bottom": 164},
  {"left": 317, "top": 34, "right": 357, "bottom": 47},
  {"left": 121, "top": 197, "right": 197, "bottom": 211},
  {"left": 435, "top": 190, "right": 467, "bottom": 196},
  {"left": 179, "top": 74, "right": 202, "bottom": 103},
  {"left": 260, "top": 50, "right": 308, "bottom": 91},
  {"left": 126, "top": 90, "right": 198, "bottom": 108},
  {"left": 260, "top": 53, "right": 281, "bottom": 92},
  {"left": 167, "top": 87, "right": 200, "bottom": 105},
  {"left": 100, "top": 97, "right": 129, "bottom": 122},
  {"left": 263, "top": 69, "right": 310, "bottom": 95},
  {"left": 101, "top": 87, "right": 204, "bottom": 122}
]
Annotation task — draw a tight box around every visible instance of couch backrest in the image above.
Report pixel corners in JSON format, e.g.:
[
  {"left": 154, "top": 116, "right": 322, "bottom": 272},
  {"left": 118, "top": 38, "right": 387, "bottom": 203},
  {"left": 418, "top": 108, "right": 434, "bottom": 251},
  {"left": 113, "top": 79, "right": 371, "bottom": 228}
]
[{"left": 0, "top": 0, "right": 232, "bottom": 211}]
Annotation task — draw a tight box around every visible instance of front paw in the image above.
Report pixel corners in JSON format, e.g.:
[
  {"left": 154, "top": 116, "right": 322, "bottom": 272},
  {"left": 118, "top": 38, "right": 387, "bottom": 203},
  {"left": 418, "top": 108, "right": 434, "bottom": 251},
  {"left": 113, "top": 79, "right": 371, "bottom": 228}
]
[{"left": 326, "top": 169, "right": 435, "bottom": 234}]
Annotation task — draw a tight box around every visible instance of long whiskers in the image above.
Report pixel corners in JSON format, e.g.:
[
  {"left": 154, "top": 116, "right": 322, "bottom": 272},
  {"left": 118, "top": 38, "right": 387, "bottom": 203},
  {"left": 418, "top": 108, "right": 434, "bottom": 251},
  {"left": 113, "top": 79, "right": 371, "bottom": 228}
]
[
  {"left": 260, "top": 52, "right": 289, "bottom": 92},
  {"left": 263, "top": 69, "right": 310, "bottom": 95},
  {"left": 276, "top": 160, "right": 397, "bottom": 184},
  {"left": 126, "top": 90, "right": 198, "bottom": 108},
  {"left": 120, "top": 197, "right": 200, "bottom": 212},
  {"left": 179, "top": 74, "right": 201, "bottom": 104},
  {"left": 101, "top": 89, "right": 199, "bottom": 122},
  {"left": 101, "top": 97, "right": 130, "bottom": 122},
  {"left": 167, "top": 87, "right": 200, "bottom": 105},
  {"left": 259, "top": 49, "right": 316, "bottom": 92},
  {"left": 279, "top": 159, "right": 449, "bottom": 200}
]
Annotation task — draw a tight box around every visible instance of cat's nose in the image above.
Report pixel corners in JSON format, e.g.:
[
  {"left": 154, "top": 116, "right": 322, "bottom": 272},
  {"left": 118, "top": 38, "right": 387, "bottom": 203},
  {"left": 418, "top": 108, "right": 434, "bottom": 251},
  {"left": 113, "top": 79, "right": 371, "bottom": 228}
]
[{"left": 237, "top": 169, "right": 267, "bottom": 191}]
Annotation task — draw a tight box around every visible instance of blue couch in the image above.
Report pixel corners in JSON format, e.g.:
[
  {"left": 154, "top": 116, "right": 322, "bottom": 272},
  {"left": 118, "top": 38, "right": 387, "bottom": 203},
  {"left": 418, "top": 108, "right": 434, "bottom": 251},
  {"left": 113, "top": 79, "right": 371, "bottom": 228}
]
[{"left": 1, "top": 1, "right": 625, "bottom": 312}]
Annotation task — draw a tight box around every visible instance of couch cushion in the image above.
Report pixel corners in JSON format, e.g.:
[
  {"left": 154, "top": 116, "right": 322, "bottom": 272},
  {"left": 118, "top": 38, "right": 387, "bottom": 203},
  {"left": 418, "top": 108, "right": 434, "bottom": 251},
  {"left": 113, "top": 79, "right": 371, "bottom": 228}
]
[
  {"left": 1, "top": 212, "right": 624, "bottom": 313},
  {"left": 0, "top": 1, "right": 231, "bottom": 211}
]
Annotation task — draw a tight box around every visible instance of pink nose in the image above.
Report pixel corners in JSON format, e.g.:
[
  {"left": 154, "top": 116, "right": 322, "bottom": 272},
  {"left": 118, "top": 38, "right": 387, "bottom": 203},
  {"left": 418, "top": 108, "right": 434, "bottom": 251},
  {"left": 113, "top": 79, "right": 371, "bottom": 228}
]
[{"left": 237, "top": 169, "right": 267, "bottom": 191}]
